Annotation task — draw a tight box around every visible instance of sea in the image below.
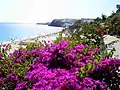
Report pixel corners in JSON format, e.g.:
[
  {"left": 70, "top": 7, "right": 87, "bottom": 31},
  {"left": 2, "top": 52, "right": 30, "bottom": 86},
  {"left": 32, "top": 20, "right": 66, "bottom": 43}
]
[{"left": 0, "top": 23, "right": 62, "bottom": 42}]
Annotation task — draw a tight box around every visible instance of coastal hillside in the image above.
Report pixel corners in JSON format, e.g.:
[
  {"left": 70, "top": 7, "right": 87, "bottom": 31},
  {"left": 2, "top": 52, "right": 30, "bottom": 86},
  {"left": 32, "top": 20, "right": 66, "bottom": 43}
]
[
  {"left": 48, "top": 19, "right": 78, "bottom": 27},
  {"left": 48, "top": 18, "right": 94, "bottom": 27}
]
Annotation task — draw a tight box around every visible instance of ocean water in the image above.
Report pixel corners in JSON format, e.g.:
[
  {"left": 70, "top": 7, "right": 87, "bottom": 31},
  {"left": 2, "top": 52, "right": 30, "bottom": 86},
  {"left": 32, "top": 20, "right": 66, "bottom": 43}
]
[{"left": 0, "top": 23, "right": 62, "bottom": 42}]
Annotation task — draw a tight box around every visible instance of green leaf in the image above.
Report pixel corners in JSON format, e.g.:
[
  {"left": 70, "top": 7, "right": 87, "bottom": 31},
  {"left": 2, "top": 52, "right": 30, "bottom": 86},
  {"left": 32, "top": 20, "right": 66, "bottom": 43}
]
[
  {"left": 87, "top": 63, "right": 93, "bottom": 70},
  {"left": 81, "top": 66, "right": 86, "bottom": 73},
  {"left": 95, "top": 55, "right": 101, "bottom": 61},
  {"left": 80, "top": 66, "right": 87, "bottom": 78}
]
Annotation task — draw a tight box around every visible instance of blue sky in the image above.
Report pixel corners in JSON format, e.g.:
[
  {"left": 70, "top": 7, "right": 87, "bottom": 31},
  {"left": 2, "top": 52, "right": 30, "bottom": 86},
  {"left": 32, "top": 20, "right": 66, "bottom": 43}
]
[{"left": 0, "top": 0, "right": 119, "bottom": 23}]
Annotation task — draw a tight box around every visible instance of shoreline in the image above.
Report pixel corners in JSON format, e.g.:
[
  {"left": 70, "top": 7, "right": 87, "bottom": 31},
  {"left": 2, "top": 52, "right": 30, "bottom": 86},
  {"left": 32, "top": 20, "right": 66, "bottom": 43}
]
[
  {"left": 1, "top": 31, "right": 61, "bottom": 53},
  {"left": 1, "top": 31, "right": 61, "bottom": 44}
]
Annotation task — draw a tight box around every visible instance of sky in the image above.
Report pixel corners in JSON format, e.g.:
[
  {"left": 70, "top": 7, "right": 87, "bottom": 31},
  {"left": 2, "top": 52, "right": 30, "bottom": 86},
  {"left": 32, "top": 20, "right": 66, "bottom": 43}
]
[{"left": 0, "top": 0, "right": 119, "bottom": 23}]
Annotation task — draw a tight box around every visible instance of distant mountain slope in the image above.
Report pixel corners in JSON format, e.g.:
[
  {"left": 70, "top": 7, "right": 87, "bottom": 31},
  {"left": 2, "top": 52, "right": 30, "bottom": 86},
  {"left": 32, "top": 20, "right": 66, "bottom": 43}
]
[
  {"left": 48, "top": 19, "right": 78, "bottom": 27},
  {"left": 48, "top": 18, "right": 94, "bottom": 27}
]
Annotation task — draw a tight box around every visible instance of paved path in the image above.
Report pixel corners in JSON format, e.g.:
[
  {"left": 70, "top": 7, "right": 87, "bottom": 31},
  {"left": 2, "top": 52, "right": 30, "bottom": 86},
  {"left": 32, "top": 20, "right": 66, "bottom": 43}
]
[{"left": 104, "top": 35, "right": 120, "bottom": 58}]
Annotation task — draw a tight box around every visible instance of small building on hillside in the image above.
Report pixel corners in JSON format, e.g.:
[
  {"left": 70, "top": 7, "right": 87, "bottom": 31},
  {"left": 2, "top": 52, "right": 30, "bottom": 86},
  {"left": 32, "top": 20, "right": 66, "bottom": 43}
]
[{"left": 81, "top": 18, "right": 94, "bottom": 23}]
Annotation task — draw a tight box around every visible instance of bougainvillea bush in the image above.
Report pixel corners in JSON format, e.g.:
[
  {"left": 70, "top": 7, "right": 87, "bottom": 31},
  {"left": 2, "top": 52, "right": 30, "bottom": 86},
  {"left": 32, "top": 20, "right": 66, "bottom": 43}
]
[{"left": 0, "top": 40, "right": 120, "bottom": 90}]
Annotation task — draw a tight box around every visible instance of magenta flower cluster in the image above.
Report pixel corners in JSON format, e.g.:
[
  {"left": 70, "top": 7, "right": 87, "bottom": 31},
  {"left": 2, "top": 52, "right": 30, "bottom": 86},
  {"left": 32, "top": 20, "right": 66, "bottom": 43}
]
[{"left": 0, "top": 40, "right": 120, "bottom": 90}]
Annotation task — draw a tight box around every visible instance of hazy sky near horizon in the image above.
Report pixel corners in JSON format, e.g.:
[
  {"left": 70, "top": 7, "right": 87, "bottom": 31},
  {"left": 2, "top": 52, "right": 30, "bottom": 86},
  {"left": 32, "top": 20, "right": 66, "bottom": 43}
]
[{"left": 0, "top": 0, "right": 119, "bottom": 23}]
